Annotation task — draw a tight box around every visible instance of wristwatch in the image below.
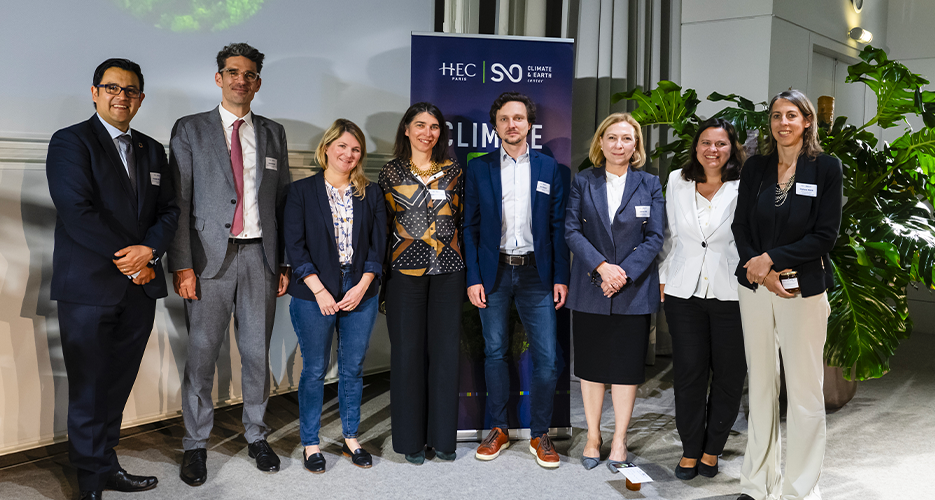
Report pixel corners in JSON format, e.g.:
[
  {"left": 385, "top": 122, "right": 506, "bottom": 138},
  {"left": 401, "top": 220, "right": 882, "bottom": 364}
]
[{"left": 147, "top": 247, "right": 160, "bottom": 268}]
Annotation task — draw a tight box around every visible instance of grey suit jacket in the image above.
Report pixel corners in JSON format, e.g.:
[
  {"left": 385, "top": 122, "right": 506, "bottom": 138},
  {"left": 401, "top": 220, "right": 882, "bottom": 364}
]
[{"left": 167, "top": 106, "right": 290, "bottom": 279}]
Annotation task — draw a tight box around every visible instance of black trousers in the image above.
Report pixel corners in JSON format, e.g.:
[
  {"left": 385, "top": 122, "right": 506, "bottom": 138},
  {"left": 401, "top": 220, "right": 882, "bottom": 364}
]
[
  {"left": 385, "top": 269, "right": 465, "bottom": 454},
  {"left": 58, "top": 285, "right": 156, "bottom": 491},
  {"left": 664, "top": 294, "right": 746, "bottom": 459}
]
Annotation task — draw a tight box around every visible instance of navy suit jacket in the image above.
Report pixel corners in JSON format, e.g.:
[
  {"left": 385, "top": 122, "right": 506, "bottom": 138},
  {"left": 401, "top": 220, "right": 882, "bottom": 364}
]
[
  {"left": 463, "top": 149, "right": 570, "bottom": 295},
  {"left": 283, "top": 172, "right": 386, "bottom": 302},
  {"left": 46, "top": 115, "right": 179, "bottom": 306},
  {"left": 564, "top": 167, "right": 665, "bottom": 315}
]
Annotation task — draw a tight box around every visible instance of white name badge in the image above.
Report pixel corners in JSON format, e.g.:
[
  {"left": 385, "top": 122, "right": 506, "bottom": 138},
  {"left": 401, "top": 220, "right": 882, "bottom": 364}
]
[
  {"left": 150, "top": 172, "right": 161, "bottom": 186},
  {"left": 536, "top": 181, "right": 551, "bottom": 195},
  {"left": 429, "top": 189, "right": 446, "bottom": 200},
  {"left": 265, "top": 157, "right": 278, "bottom": 170},
  {"left": 781, "top": 276, "right": 800, "bottom": 290},
  {"left": 796, "top": 183, "right": 817, "bottom": 197},
  {"left": 635, "top": 205, "right": 651, "bottom": 218}
]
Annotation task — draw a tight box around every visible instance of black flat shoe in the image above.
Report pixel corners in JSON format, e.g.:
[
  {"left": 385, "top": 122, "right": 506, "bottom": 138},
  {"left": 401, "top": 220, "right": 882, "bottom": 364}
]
[
  {"left": 698, "top": 459, "right": 718, "bottom": 478},
  {"left": 78, "top": 491, "right": 102, "bottom": 500},
  {"left": 303, "top": 449, "right": 326, "bottom": 473},
  {"left": 180, "top": 448, "right": 207, "bottom": 486},
  {"left": 405, "top": 450, "right": 425, "bottom": 464},
  {"left": 434, "top": 450, "right": 456, "bottom": 461},
  {"left": 105, "top": 468, "right": 158, "bottom": 492},
  {"left": 675, "top": 460, "right": 698, "bottom": 480},
  {"left": 248, "top": 439, "right": 281, "bottom": 472},
  {"left": 737, "top": 495, "right": 755, "bottom": 500},
  {"left": 342, "top": 442, "right": 373, "bottom": 468}
]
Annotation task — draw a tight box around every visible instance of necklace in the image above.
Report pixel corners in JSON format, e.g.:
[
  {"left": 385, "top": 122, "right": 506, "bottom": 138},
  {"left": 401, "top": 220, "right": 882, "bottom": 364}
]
[
  {"left": 775, "top": 173, "right": 796, "bottom": 207},
  {"left": 409, "top": 159, "right": 442, "bottom": 177}
]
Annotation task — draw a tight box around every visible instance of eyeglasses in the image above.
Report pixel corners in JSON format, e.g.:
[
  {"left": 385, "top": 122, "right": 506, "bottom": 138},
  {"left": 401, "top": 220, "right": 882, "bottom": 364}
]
[
  {"left": 219, "top": 68, "right": 259, "bottom": 83},
  {"left": 95, "top": 84, "right": 142, "bottom": 99}
]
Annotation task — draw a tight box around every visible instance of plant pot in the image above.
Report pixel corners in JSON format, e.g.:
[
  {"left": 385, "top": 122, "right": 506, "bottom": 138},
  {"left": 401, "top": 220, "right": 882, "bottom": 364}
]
[{"left": 823, "top": 363, "right": 857, "bottom": 410}]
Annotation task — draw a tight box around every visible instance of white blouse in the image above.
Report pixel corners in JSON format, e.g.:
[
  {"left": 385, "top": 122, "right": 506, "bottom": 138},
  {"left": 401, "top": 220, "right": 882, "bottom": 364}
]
[
  {"left": 692, "top": 187, "right": 726, "bottom": 298},
  {"left": 606, "top": 169, "right": 628, "bottom": 223}
]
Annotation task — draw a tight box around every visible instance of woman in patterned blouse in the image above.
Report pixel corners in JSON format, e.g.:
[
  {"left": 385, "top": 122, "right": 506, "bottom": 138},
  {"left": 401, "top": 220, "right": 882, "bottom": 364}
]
[
  {"left": 379, "top": 102, "right": 464, "bottom": 464},
  {"left": 283, "top": 119, "right": 386, "bottom": 472}
]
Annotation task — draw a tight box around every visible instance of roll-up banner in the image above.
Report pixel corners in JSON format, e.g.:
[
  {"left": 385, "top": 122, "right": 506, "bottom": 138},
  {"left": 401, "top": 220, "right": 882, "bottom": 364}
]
[{"left": 410, "top": 32, "right": 574, "bottom": 439}]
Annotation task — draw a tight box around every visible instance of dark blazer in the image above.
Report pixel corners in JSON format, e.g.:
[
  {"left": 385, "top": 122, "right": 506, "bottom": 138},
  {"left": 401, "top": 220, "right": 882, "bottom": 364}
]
[
  {"left": 565, "top": 167, "right": 665, "bottom": 315},
  {"left": 46, "top": 115, "right": 179, "bottom": 305},
  {"left": 731, "top": 152, "right": 843, "bottom": 297},
  {"left": 167, "top": 107, "right": 290, "bottom": 278},
  {"left": 283, "top": 172, "right": 386, "bottom": 301},
  {"left": 463, "top": 149, "right": 570, "bottom": 295}
]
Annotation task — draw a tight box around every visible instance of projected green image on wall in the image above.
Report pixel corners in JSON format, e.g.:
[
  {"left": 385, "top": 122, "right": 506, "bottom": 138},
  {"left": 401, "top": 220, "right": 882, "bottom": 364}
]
[{"left": 115, "top": 0, "right": 265, "bottom": 32}]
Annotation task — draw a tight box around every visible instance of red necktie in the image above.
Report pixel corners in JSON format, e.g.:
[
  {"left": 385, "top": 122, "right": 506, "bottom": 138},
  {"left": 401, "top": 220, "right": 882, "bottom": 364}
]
[{"left": 230, "top": 119, "right": 245, "bottom": 236}]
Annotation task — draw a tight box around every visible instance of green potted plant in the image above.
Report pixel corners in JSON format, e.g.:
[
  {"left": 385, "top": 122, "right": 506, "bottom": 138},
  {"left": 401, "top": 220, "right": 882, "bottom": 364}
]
[{"left": 605, "top": 46, "right": 935, "bottom": 406}]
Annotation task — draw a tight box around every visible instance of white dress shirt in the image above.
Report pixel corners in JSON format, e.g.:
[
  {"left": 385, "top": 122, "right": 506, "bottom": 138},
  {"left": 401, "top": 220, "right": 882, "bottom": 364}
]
[
  {"left": 606, "top": 169, "right": 628, "bottom": 223},
  {"left": 96, "top": 113, "right": 133, "bottom": 176},
  {"left": 499, "top": 144, "right": 534, "bottom": 254},
  {"left": 219, "top": 105, "right": 262, "bottom": 238}
]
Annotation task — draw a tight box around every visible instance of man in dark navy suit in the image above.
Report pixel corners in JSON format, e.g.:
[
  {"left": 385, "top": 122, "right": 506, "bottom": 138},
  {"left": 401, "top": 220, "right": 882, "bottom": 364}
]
[
  {"left": 46, "top": 58, "right": 179, "bottom": 500},
  {"left": 463, "top": 92, "right": 570, "bottom": 469}
]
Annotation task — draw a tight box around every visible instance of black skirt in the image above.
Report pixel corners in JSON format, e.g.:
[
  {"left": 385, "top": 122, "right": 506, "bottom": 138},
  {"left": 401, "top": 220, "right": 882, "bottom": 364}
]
[{"left": 573, "top": 311, "right": 650, "bottom": 385}]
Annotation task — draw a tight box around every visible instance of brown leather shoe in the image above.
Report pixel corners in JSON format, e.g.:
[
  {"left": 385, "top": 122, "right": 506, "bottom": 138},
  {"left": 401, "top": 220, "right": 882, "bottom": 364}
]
[
  {"left": 529, "top": 433, "right": 560, "bottom": 468},
  {"left": 475, "top": 427, "right": 510, "bottom": 460}
]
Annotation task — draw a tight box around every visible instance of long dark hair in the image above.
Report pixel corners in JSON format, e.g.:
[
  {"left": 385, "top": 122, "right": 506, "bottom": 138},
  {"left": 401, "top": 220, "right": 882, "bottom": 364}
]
[
  {"left": 681, "top": 118, "right": 745, "bottom": 183},
  {"left": 393, "top": 102, "right": 450, "bottom": 164}
]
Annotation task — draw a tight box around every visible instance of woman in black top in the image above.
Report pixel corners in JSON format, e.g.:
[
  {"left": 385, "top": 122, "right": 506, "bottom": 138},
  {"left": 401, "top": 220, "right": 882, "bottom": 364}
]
[
  {"left": 378, "top": 102, "right": 465, "bottom": 464},
  {"left": 731, "top": 90, "right": 842, "bottom": 500}
]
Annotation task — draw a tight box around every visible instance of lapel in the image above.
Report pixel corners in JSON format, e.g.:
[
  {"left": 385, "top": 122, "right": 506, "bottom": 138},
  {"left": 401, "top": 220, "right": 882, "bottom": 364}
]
[
  {"left": 351, "top": 187, "right": 363, "bottom": 252},
  {"left": 314, "top": 173, "right": 341, "bottom": 256},
  {"left": 587, "top": 167, "right": 613, "bottom": 240},
  {"left": 207, "top": 107, "right": 236, "bottom": 191},
  {"left": 91, "top": 115, "right": 136, "bottom": 201},
  {"left": 529, "top": 149, "right": 544, "bottom": 215},
  {"left": 787, "top": 154, "right": 818, "bottom": 233},
  {"left": 253, "top": 113, "right": 266, "bottom": 192},
  {"left": 487, "top": 152, "right": 503, "bottom": 223},
  {"left": 615, "top": 168, "right": 643, "bottom": 222},
  {"left": 676, "top": 176, "right": 705, "bottom": 241},
  {"left": 706, "top": 180, "right": 739, "bottom": 234},
  {"left": 131, "top": 130, "right": 147, "bottom": 215}
]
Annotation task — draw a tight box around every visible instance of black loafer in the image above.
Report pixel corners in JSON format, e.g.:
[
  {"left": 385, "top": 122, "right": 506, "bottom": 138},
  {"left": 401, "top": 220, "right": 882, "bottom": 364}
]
[
  {"left": 675, "top": 462, "right": 698, "bottom": 480},
  {"left": 342, "top": 442, "right": 373, "bottom": 468},
  {"left": 303, "top": 450, "right": 326, "bottom": 473},
  {"left": 104, "top": 468, "right": 158, "bottom": 492},
  {"left": 79, "top": 491, "right": 102, "bottom": 500},
  {"left": 248, "top": 439, "right": 281, "bottom": 472},
  {"left": 698, "top": 459, "right": 718, "bottom": 478},
  {"left": 434, "top": 450, "right": 456, "bottom": 461},
  {"left": 737, "top": 495, "right": 755, "bottom": 500},
  {"left": 405, "top": 450, "right": 425, "bottom": 465},
  {"left": 180, "top": 448, "right": 207, "bottom": 486}
]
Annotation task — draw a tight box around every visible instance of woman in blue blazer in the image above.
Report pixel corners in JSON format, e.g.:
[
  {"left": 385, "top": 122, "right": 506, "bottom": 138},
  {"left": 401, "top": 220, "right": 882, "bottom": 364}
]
[
  {"left": 565, "top": 113, "right": 665, "bottom": 471},
  {"left": 283, "top": 119, "right": 386, "bottom": 473},
  {"left": 658, "top": 118, "right": 746, "bottom": 480}
]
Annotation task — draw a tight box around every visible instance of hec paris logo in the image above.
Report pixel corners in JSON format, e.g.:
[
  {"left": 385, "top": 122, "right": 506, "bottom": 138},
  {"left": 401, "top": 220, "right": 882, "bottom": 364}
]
[
  {"left": 490, "top": 63, "right": 522, "bottom": 83},
  {"left": 439, "top": 62, "right": 477, "bottom": 81}
]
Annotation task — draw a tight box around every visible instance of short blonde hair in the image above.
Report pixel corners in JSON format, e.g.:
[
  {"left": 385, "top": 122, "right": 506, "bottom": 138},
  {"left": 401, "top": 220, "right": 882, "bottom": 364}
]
[
  {"left": 316, "top": 119, "right": 370, "bottom": 199},
  {"left": 588, "top": 113, "right": 646, "bottom": 169}
]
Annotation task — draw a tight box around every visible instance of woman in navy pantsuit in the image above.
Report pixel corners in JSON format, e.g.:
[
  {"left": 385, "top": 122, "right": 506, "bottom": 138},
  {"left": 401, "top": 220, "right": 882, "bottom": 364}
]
[{"left": 565, "top": 113, "right": 665, "bottom": 472}]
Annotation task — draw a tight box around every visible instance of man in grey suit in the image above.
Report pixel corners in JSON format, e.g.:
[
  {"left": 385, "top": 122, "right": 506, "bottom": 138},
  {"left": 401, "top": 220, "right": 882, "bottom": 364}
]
[{"left": 168, "top": 43, "right": 291, "bottom": 486}]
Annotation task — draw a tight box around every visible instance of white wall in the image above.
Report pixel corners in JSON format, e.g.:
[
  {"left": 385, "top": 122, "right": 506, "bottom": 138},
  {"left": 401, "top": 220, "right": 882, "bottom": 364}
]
[{"left": 0, "top": 1, "right": 432, "bottom": 456}]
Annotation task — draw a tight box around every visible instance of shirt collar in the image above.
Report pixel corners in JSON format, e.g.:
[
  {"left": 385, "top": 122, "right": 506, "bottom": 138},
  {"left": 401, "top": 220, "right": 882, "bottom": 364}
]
[
  {"left": 606, "top": 168, "right": 628, "bottom": 183},
  {"left": 218, "top": 104, "right": 254, "bottom": 130},
  {"left": 96, "top": 113, "right": 129, "bottom": 140},
  {"left": 500, "top": 143, "right": 530, "bottom": 164}
]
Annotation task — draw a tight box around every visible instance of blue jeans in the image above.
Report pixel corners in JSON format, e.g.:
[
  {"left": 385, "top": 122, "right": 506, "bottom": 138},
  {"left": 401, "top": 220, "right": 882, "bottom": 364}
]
[
  {"left": 289, "top": 267, "right": 378, "bottom": 446},
  {"left": 478, "top": 261, "right": 559, "bottom": 436}
]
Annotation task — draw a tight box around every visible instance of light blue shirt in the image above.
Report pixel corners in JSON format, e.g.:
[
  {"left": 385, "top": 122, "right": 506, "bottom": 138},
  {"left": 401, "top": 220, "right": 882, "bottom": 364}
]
[{"left": 96, "top": 113, "right": 132, "bottom": 177}]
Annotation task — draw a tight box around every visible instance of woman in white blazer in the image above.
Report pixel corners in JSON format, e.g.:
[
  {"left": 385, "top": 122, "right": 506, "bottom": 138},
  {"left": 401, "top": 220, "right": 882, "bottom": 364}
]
[{"left": 658, "top": 118, "right": 746, "bottom": 480}]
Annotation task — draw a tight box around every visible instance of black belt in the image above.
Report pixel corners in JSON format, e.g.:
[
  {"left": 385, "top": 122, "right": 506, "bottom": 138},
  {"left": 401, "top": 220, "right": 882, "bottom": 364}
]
[
  {"left": 230, "top": 238, "right": 262, "bottom": 244},
  {"left": 499, "top": 252, "right": 535, "bottom": 266}
]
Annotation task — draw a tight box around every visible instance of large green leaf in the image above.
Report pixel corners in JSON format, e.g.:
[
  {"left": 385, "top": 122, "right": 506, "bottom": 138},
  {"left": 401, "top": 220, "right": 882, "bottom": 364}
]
[
  {"left": 611, "top": 81, "right": 701, "bottom": 167},
  {"left": 709, "top": 92, "right": 770, "bottom": 153},
  {"left": 845, "top": 46, "right": 935, "bottom": 129}
]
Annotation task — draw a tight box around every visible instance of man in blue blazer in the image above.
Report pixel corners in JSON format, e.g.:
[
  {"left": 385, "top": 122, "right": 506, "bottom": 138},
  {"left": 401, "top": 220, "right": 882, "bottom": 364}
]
[
  {"left": 46, "top": 58, "right": 179, "bottom": 500},
  {"left": 464, "top": 92, "right": 570, "bottom": 468}
]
